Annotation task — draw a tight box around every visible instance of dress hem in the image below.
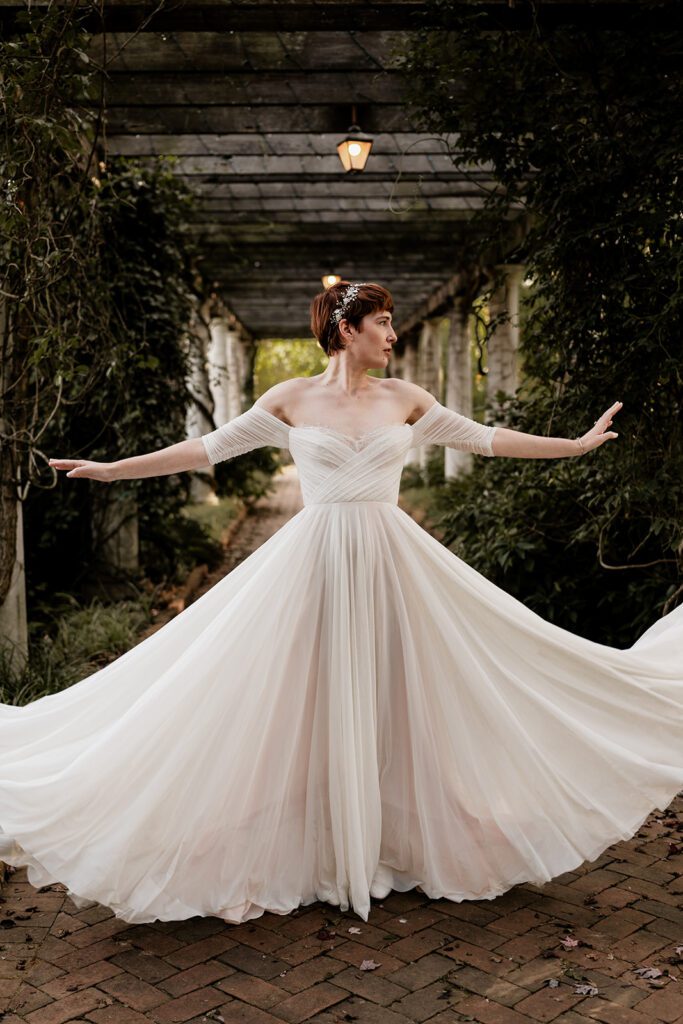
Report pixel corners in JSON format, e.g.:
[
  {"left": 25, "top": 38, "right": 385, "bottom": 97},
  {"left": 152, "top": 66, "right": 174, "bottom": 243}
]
[{"left": 1, "top": 781, "right": 680, "bottom": 927}]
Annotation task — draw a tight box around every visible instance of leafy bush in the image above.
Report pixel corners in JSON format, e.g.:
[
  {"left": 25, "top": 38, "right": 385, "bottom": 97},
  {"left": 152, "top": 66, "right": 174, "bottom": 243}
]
[
  {"left": 0, "top": 594, "right": 156, "bottom": 706},
  {"left": 403, "top": 7, "right": 683, "bottom": 644}
]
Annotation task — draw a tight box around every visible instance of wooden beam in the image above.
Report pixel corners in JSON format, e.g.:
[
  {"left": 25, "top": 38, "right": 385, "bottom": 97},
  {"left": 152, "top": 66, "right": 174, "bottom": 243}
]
[
  {"left": 100, "top": 71, "right": 407, "bottom": 106},
  {"left": 88, "top": 30, "right": 407, "bottom": 73},
  {"left": 102, "top": 103, "right": 412, "bottom": 133},
  {"left": 2, "top": 2, "right": 671, "bottom": 34}
]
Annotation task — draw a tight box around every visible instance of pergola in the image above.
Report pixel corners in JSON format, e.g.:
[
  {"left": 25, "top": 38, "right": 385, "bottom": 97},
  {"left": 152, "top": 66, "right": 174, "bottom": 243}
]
[
  {"left": 90, "top": 16, "right": 505, "bottom": 339},
  {"left": 5, "top": 1, "right": 640, "bottom": 461}
]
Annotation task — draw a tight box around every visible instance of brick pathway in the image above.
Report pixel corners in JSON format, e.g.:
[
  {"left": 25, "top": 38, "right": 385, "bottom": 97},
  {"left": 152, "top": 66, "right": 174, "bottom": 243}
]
[{"left": 2, "top": 469, "right": 682, "bottom": 1024}]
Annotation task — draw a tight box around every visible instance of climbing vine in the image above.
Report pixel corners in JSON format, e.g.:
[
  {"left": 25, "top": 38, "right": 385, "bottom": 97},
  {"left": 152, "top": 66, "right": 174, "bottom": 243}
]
[{"left": 403, "top": 4, "right": 683, "bottom": 643}]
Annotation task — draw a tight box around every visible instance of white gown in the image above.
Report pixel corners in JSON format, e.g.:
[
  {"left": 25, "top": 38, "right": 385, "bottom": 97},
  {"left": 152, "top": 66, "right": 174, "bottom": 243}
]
[{"left": 0, "top": 401, "right": 681, "bottom": 926}]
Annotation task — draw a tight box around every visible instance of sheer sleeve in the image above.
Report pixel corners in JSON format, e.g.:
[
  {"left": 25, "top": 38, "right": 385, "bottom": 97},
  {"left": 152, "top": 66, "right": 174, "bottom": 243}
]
[
  {"left": 200, "top": 405, "right": 291, "bottom": 465},
  {"left": 410, "top": 401, "right": 496, "bottom": 457}
]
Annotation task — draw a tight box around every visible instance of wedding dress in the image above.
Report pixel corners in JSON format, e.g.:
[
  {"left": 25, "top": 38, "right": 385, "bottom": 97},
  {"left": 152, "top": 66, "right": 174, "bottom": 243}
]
[{"left": 0, "top": 401, "right": 681, "bottom": 926}]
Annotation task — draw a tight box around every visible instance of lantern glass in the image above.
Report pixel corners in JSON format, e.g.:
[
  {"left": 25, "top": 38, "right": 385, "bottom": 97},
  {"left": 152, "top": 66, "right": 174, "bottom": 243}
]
[
  {"left": 322, "top": 274, "right": 342, "bottom": 289},
  {"left": 336, "top": 133, "right": 373, "bottom": 173}
]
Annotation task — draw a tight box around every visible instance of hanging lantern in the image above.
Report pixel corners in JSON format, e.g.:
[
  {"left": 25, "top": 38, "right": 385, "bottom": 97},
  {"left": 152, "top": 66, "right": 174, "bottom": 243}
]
[
  {"left": 336, "top": 105, "right": 373, "bottom": 173},
  {"left": 321, "top": 273, "right": 342, "bottom": 289}
]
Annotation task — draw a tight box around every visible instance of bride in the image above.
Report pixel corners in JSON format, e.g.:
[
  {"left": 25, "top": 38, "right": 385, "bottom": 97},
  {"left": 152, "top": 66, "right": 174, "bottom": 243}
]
[{"left": 2, "top": 280, "right": 681, "bottom": 926}]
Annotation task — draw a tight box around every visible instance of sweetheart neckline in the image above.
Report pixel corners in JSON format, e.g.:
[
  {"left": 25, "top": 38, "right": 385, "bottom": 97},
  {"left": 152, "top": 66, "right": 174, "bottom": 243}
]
[
  {"left": 290, "top": 422, "right": 411, "bottom": 444},
  {"left": 252, "top": 400, "right": 442, "bottom": 442}
]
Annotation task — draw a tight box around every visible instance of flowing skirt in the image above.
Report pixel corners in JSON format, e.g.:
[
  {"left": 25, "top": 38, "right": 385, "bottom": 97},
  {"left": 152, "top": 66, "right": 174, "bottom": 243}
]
[{"left": 1, "top": 501, "right": 681, "bottom": 924}]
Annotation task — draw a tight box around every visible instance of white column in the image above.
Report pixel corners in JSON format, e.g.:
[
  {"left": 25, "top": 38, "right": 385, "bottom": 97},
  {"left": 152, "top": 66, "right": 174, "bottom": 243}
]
[
  {"left": 417, "top": 319, "right": 441, "bottom": 472},
  {"left": 185, "top": 317, "right": 218, "bottom": 505},
  {"left": 225, "top": 326, "right": 243, "bottom": 419},
  {"left": 97, "top": 489, "right": 139, "bottom": 573},
  {"left": 0, "top": 499, "right": 28, "bottom": 673},
  {"left": 402, "top": 337, "right": 420, "bottom": 467},
  {"left": 444, "top": 299, "right": 474, "bottom": 479},
  {"left": 208, "top": 317, "right": 231, "bottom": 428},
  {"left": 486, "top": 265, "right": 523, "bottom": 407},
  {"left": 0, "top": 300, "right": 28, "bottom": 668},
  {"left": 391, "top": 347, "right": 405, "bottom": 380}
]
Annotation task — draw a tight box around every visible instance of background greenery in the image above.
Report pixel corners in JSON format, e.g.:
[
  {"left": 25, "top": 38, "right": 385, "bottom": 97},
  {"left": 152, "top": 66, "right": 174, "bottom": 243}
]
[
  {"left": 403, "top": 5, "right": 682, "bottom": 645},
  {"left": 1, "top": 8, "right": 284, "bottom": 699}
]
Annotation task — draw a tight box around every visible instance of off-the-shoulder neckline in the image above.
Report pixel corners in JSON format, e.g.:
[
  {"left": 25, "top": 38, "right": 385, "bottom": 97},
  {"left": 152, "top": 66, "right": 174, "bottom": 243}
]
[{"left": 252, "top": 400, "right": 442, "bottom": 438}]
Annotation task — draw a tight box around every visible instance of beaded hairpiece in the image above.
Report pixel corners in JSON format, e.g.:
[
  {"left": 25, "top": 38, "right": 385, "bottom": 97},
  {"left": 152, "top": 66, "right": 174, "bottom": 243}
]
[{"left": 330, "top": 282, "right": 369, "bottom": 326}]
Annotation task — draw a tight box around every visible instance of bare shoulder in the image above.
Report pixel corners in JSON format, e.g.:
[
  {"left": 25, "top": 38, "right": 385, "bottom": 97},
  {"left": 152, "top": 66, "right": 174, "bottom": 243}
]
[
  {"left": 253, "top": 378, "right": 310, "bottom": 425},
  {"left": 384, "top": 378, "right": 438, "bottom": 423}
]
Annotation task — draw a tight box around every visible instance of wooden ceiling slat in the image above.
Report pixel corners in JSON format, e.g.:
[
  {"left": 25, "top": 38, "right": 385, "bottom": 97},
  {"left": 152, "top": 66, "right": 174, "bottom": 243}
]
[
  {"left": 105, "top": 131, "right": 460, "bottom": 157},
  {"left": 119, "top": 153, "right": 481, "bottom": 176},
  {"left": 88, "top": 31, "right": 406, "bottom": 73},
  {"left": 102, "top": 70, "right": 406, "bottom": 105},
  {"left": 1, "top": 3, "right": 654, "bottom": 34},
  {"left": 103, "top": 104, "right": 411, "bottom": 133}
]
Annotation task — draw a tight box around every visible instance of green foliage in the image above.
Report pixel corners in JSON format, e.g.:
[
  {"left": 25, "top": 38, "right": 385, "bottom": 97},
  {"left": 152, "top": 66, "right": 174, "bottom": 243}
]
[
  {"left": 403, "top": 7, "right": 683, "bottom": 643},
  {"left": 3, "top": 8, "right": 282, "bottom": 616},
  {"left": 255, "top": 339, "right": 328, "bottom": 393},
  {"left": 0, "top": 594, "right": 156, "bottom": 706},
  {"left": 181, "top": 495, "right": 244, "bottom": 543},
  {"left": 21, "top": 155, "right": 201, "bottom": 594}
]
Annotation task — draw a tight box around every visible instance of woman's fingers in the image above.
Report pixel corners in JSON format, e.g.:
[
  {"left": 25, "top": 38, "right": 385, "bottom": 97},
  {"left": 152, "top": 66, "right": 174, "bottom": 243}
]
[
  {"left": 597, "top": 401, "right": 623, "bottom": 428},
  {"left": 48, "top": 459, "right": 95, "bottom": 478}
]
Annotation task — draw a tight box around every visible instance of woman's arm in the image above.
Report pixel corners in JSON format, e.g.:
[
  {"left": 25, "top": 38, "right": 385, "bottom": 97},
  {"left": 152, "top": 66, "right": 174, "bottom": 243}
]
[
  {"left": 48, "top": 436, "right": 210, "bottom": 482},
  {"left": 490, "top": 401, "right": 622, "bottom": 459},
  {"left": 49, "top": 398, "right": 292, "bottom": 482}
]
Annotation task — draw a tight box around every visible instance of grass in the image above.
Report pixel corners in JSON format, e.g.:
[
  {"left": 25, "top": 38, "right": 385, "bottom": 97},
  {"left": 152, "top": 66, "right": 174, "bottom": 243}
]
[
  {"left": 181, "top": 494, "right": 244, "bottom": 544},
  {"left": 0, "top": 592, "right": 157, "bottom": 707}
]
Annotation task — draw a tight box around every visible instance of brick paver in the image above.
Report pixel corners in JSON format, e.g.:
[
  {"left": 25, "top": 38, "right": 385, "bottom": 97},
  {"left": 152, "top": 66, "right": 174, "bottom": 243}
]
[{"left": 2, "top": 470, "right": 682, "bottom": 1024}]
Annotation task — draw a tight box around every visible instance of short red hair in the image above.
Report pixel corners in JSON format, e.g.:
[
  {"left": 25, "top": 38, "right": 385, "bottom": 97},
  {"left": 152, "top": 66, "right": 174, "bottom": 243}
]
[{"left": 310, "top": 281, "right": 394, "bottom": 355}]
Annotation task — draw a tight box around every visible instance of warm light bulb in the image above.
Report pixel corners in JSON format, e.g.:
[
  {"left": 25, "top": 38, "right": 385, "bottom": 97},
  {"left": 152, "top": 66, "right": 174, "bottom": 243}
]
[{"left": 348, "top": 142, "right": 362, "bottom": 157}]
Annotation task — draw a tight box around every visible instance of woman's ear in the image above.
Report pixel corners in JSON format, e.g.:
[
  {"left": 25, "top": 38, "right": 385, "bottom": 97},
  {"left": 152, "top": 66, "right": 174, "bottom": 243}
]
[{"left": 339, "top": 318, "right": 354, "bottom": 343}]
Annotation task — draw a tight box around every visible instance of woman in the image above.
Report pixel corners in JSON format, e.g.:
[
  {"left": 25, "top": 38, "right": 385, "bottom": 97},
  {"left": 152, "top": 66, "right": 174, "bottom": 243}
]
[{"left": 1, "top": 281, "right": 681, "bottom": 926}]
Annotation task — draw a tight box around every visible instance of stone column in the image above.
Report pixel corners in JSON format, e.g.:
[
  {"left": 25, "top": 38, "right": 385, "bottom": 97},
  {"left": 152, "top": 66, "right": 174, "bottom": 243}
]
[
  {"left": 0, "top": 498, "right": 28, "bottom": 673},
  {"left": 417, "top": 319, "right": 441, "bottom": 472},
  {"left": 444, "top": 298, "right": 474, "bottom": 479},
  {"left": 225, "top": 326, "right": 243, "bottom": 419},
  {"left": 239, "top": 334, "right": 258, "bottom": 408},
  {"left": 486, "top": 264, "right": 524, "bottom": 408},
  {"left": 208, "top": 317, "right": 231, "bottom": 428},
  {"left": 96, "top": 488, "right": 139, "bottom": 574},
  {"left": 402, "top": 335, "right": 420, "bottom": 467},
  {"left": 185, "top": 316, "right": 218, "bottom": 505}
]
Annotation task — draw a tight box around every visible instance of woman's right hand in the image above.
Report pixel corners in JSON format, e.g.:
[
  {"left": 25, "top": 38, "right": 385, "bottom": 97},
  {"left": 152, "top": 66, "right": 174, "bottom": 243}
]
[{"left": 48, "top": 458, "right": 116, "bottom": 482}]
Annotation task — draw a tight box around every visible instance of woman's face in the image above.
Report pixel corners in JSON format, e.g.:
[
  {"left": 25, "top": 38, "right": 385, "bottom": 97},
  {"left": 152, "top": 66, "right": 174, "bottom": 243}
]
[{"left": 343, "top": 308, "right": 397, "bottom": 368}]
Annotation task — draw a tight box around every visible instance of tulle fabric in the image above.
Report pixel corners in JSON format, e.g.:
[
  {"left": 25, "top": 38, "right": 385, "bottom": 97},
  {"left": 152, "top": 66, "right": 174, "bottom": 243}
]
[{"left": 0, "top": 403, "right": 680, "bottom": 925}]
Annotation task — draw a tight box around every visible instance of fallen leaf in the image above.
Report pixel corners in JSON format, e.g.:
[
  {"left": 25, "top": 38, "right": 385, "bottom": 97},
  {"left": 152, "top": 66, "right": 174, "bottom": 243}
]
[
  {"left": 560, "top": 936, "right": 579, "bottom": 949},
  {"left": 360, "top": 959, "right": 381, "bottom": 971},
  {"left": 546, "top": 979, "right": 560, "bottom": 988},
  {"left": 634, "top": 967, "right": 663, "bottom": 979},
  {"left": 348, "top": 927, "right": 362, "bottom": 934},
  {"left": 574, "top": 984, "right": 599, "bottom": 996}
]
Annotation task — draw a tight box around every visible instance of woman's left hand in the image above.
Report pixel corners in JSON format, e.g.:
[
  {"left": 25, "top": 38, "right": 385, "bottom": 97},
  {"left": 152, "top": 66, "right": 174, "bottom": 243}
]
[{"left": 577, "top": 401, "right": 622, "bottom": 454}]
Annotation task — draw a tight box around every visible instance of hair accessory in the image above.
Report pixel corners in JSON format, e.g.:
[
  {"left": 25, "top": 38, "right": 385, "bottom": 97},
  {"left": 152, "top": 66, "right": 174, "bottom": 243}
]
[{"left": 330, "top": 283, "right": 369, "bottom": 326}]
